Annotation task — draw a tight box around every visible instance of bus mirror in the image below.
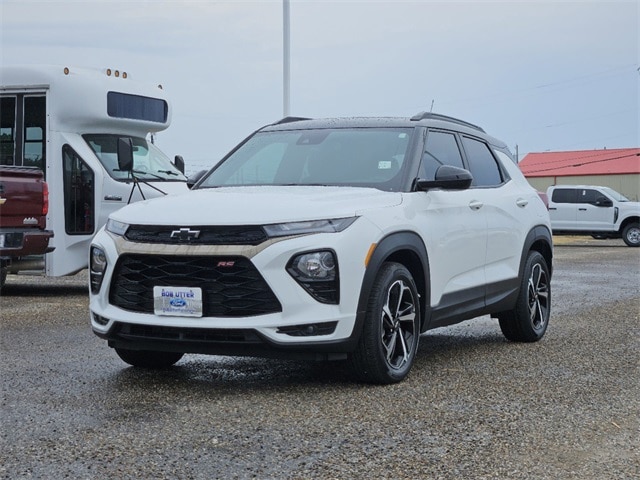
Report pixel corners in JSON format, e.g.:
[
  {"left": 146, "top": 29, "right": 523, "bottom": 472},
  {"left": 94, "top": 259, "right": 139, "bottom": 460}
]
[
  {"left": 174, "top": 155, "right": 185, "bottom": 174},
  {"left": 117, "top": 137, "right": 134, "bottom": 172}
]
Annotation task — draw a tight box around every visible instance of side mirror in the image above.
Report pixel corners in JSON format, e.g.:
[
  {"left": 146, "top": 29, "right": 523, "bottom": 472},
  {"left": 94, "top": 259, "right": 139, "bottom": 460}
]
[
  {"left": 415, "top": 165, "right": 473, "bottom": 191},
  {"left": 187, "top": 169, "right": 207, "bottom": 189},
  {"left": 594, "top": 196, "right": 613, "bottom": 207},
  {"left": 174, "top": 155, "right": 185, "bottom": 174},
  {"left": 117, "top": 137, "right": 134, "bottom": 172}
]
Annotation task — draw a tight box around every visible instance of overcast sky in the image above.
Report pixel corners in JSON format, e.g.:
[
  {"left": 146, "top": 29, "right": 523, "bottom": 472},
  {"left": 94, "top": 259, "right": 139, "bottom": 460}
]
[{"left": 1, "top": 0, "right": 638, "bottom": 173}]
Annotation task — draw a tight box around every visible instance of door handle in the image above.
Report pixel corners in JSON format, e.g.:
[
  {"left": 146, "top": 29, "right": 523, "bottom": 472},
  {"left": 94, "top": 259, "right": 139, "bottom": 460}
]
[
  {"left": 578, "top": 208, "right": 587, "bottom": 211},
  {"left": 516, "top": 198, "right": 528, "bottom": 208},
  {"left": 469, "top": 200, "right": 483, "bottom": 211},
  {"left": 104, "top": 195, "right": 123, "bottom": 201}
]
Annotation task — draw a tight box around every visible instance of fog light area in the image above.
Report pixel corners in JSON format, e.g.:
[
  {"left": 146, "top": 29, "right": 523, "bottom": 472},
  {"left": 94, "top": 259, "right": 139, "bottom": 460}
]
[{"left": 277, "top": 321, "right": 338, "bottom": 337}]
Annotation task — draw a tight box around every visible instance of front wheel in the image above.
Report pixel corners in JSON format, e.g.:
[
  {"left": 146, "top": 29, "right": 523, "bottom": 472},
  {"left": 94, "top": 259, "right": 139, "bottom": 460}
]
[
  {"left": 115, "top": 348, "right": 184, "bottom": 369},
  {"left": 498, "top": 251, "right": 550, "bottom": 342},
  {"left": 349, "top": 262, "right": 421, "bottom": 384},
  {"left": 622, "top": 223, "right": 640, "bottom": 247}
]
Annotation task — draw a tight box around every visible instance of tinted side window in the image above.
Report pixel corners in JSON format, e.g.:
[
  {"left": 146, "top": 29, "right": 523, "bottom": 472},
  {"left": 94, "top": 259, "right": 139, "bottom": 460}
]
[
  {"left": 461, "top": 136, "right": 503, "bottom": 187},
  {"left": 578, "top": 189, "right": 600, "bottom": 204},
  {"left": 62, "top": 145, "right": 95, "bottom": 235},
  {"left": 551, "top": 189, "right": 577, "bottom": 203},
  {"left": 419, "top": 130, "right": 464, "bottom": 180}
]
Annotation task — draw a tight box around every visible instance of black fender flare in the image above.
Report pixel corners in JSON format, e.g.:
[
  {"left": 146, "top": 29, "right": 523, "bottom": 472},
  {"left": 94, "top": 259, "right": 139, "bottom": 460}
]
[
  {"left": 348, "top": 231, "right": 431, "bottom": 349},
  {"left": 519, "top": 225, "right": 553, "bottom": 280}
]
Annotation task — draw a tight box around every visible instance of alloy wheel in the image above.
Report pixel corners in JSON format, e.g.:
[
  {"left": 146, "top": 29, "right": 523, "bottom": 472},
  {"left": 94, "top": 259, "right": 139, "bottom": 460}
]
[
  {"left": 527, "top": 263, "right": 549, "bottom": 331},
  {"left": 380, "top": 279, "right": 417, "bottom": 370}
]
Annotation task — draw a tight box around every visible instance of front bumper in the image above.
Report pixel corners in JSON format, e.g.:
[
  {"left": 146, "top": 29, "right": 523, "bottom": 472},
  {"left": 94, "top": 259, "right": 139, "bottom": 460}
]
[{"left": 89, "top": 219, "right": 381, "bottom": 358}]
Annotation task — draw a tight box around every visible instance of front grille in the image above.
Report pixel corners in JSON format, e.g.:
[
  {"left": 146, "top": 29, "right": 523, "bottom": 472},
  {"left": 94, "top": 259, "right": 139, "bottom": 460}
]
[
  {"left": 124, "top": 225, "right": 268, "bottom": 245},
  {"left": 109, "top": 254, "right": 282, "bottom": 317}
]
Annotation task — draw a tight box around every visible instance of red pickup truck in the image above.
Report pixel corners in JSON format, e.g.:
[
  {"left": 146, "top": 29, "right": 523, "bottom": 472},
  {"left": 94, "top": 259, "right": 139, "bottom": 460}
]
[{"left": 0, "top": 166, "right": 54, "bottom": 290}]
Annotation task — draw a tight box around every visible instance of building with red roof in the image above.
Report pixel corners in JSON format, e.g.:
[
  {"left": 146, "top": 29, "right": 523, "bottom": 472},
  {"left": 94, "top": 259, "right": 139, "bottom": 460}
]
[{"left": 519, "top": 148, "right": 640, "bottom": 200}]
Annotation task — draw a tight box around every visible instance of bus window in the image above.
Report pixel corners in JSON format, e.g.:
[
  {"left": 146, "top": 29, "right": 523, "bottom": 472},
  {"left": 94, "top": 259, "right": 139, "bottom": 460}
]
[
  {"left": 63, "top": 145, "right": 95, "bottom": 235},
  {"left": 0, "top": 96, "right": 16, "bottom": 165},
  {"left": 23, "top": 96, "right": 46, "bottom": 170}
]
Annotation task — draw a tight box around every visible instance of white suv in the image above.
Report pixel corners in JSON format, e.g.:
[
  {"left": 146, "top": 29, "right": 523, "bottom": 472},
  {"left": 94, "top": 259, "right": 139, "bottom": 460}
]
[{"left": 89, "top": 113, "right": 553, "bottom": 384}]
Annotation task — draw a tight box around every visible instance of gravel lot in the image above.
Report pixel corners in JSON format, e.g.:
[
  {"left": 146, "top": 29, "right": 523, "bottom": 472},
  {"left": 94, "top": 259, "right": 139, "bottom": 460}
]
[{"left": 1, "top": 238, "right": 638, "bottom": 479}]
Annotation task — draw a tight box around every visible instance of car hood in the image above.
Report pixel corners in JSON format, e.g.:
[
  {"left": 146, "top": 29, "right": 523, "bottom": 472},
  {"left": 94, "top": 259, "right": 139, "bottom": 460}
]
[{"left": 110, "top": 186, "right": 403, "bottom": 225}]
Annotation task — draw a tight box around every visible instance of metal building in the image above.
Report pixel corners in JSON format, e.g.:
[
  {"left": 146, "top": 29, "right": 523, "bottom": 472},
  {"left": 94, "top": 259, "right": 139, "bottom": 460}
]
[{"left": 519, "top": 148, "right": 640, "bottom": 201}]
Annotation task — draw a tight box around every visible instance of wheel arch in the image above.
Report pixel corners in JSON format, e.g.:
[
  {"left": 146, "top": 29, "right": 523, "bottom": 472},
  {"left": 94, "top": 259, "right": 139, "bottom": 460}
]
[
  {"left": 353, "top": 231, "right": 431, "bottom": 340},
  {"left": 619, "top": 216, "right": 640, "bottom": 232},
  {"left": 521, "top": 225, "right": 553, "bottom": 279}
]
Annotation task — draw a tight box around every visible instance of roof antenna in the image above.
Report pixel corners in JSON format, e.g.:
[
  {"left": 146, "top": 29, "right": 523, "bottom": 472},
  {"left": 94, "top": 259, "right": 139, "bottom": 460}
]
[{"left": 429, "top": 99, "right": 435, "bottom": 112}]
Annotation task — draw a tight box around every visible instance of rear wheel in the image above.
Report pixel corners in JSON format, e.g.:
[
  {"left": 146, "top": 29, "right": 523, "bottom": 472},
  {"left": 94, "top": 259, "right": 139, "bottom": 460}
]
[
  {"left": 350, "top": 262, "right": 420, "bottom": 384},
  {"left": 622, "top": 223, "right": 640, "bottom": 247},
  {"left": 115, "top": 348, "right": 184, "bottom": 369},
  {"left": 0, "top": 266, "right": 7, "bottom": 293},
  {"left": 498, "top": 251, "right": 550, "bottom": 342}
]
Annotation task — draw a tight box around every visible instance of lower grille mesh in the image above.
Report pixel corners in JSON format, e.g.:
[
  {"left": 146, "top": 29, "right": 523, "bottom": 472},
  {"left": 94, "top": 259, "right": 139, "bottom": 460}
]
[{"left": 109, "top": 254, "right": 282, "bottom": 317}]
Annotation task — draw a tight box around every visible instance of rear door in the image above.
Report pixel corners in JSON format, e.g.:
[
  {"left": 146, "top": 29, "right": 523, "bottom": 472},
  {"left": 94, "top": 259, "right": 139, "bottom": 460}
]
[
  {"left": 460, "top": 136, "right": 524, "bottom": 297},
  {"left": 549, "top": 188, "right": 578, "bottom": 229}
]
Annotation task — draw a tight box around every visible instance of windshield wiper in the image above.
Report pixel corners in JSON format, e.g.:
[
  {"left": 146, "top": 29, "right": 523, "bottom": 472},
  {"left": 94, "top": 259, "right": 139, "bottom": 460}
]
[
  {"left": 113, "top": 168, "right": 166, "bottom": 180},
  {"left": 157, "top": 170, "right": 178, "bottom": 176}
]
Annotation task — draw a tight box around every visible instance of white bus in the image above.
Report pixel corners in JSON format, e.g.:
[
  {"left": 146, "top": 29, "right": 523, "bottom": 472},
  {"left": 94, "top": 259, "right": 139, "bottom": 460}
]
[{"left": 0, "top": 65, "right": 189, "bottom": 278}]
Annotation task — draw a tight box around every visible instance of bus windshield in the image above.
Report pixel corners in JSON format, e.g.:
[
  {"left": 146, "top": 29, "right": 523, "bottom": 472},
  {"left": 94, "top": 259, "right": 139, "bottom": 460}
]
[{"left": 84, "top": 134, "right": 186, "bottom": 182}]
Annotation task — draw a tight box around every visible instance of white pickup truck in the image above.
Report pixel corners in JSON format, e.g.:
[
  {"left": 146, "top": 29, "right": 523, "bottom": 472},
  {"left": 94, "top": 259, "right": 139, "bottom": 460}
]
[{"left": 547, "top": 185, "right": 640, "bottom": 247}]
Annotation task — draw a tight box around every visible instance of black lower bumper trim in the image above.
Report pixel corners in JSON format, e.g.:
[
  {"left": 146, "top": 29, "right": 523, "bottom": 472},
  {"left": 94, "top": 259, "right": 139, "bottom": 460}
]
[{"left": 96, "top": 322, "right": 353, "bottom": 361}]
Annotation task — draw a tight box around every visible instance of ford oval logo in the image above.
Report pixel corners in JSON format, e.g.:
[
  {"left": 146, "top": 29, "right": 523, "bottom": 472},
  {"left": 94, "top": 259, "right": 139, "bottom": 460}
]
[{"left": 170, "top": 298, "right": 187, "bottom": 307}]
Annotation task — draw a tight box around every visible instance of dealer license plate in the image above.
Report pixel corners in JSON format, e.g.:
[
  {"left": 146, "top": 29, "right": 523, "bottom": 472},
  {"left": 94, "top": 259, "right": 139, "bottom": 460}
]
[{"left": 153, "top": 286, "right": 203, "bottom": 317}]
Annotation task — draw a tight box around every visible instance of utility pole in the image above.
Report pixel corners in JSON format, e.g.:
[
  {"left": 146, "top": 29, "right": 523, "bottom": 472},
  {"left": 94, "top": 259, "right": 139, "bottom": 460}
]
[{"left": 283, "top": 0, "right": 290, "bottom": 117}]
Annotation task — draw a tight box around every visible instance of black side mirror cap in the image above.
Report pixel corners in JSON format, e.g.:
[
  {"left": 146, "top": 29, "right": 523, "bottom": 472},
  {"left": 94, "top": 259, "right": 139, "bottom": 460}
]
[
  {"left": 173, "top": 155, "right": 185, "bottom": 174},
  {"left": 117, "top": 137, "right": 134, "bottom": 172},
  {"left": 415, "top": 165, "right": 473, "bottom": 191},
  {"left": 594, "top": 196, "right": 613, "bottom": 207}
]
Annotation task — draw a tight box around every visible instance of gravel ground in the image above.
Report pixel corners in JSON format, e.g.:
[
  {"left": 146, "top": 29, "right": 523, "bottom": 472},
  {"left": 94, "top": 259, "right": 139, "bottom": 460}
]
[{"left": 0, "top": 238, "right": 638, "bottom": 479}]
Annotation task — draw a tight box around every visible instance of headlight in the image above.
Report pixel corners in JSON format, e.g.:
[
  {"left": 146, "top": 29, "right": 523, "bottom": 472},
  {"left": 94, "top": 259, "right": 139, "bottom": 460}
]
[
  {"left": 264, "top": 217, "right": 357, "bottom": 237},
  {"left": 290, "top": 251, "right": 336, "bottom": 280},
  {"left": 106, "top": 218, "right": 129, "bottom": 236},
  {"left": 287, "top": 250, "right": 339, "bottom": 304},
  {"left": 90, "top": 246, "right": 107, "bottom": 294}
]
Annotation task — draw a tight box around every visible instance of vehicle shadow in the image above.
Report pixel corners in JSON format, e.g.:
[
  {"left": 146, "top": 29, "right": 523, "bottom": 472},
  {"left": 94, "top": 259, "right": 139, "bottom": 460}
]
[{"left": 103, "top": 327, "right": 507, "bottom": 394}]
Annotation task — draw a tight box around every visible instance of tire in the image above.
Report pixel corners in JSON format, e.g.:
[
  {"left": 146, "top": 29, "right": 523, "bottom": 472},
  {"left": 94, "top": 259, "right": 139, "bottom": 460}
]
[
  {"left": 349, "top": 262, "right": 420, "bottom": 384},
  {"left": 115, "top": 348, "right": 184, "bottom": 369},
  {"left": 498, "top": 251, "right": 550, "bottom": 342},
  {"left": 0, "top": 266, "right": 6, "bottom": 293},
  {"left": 622, "top": 223, "right": 640, "bottom": 247}
]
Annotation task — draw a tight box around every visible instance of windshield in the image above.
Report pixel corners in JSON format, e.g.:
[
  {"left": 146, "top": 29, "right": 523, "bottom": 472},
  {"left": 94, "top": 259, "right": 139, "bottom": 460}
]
[
  {"left": 600, "top": 187, "right": 630, "bottom": 202},
  {"left": 197, "top": 128, "right": 413, "bottom": 191},
  {"left": 84, "top": 134, "right": 186, "bottom": 182}
]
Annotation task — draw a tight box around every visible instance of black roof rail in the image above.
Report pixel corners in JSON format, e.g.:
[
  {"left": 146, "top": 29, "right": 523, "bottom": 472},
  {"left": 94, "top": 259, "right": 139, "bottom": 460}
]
[
  {"left": 410, "top": 112, "right": 485, "bottom": 133},
  {"left": 271, "top": 116, "right": 312, "bottom": 125}
]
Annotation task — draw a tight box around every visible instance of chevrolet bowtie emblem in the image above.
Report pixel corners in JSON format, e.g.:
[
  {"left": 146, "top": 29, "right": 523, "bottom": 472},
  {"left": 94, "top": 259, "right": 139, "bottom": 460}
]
[{"left": 170, "top": 228, "right": 201, "bottom": 242}]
